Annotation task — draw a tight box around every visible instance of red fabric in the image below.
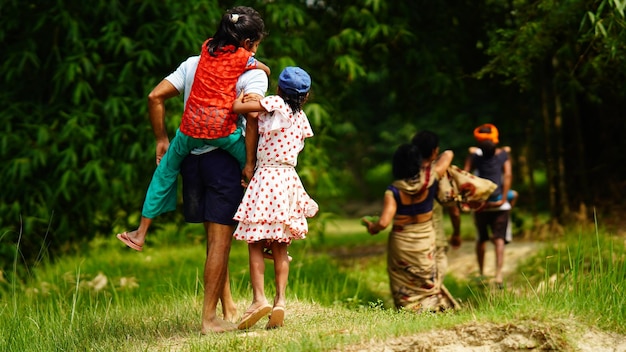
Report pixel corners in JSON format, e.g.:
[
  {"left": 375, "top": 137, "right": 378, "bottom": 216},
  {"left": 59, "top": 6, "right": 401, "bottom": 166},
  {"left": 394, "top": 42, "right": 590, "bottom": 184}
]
[{"left": 180, "top": 39, "right": 256, "bottom": 139}]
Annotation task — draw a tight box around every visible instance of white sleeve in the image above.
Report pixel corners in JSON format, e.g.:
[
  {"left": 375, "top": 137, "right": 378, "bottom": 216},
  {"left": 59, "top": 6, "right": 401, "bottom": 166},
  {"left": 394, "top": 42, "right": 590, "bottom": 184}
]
[
  {"left": 164, "top": 56, "right": 199, "bottom": 98},
  {"left": 236, "top": 69, "right": 269, "bottom": 97},
  {"left": 164, "top": 61, "right": 187, "bottom": 93}
]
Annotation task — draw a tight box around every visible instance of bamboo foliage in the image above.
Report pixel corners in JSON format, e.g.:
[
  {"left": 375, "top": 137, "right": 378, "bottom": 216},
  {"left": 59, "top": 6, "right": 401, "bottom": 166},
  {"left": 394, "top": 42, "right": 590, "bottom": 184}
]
[
  {"left": 0, "top": 0, "right": 223, "bottom": 264},
  {"left": 1, "top": 0, "right": 625, "bottom": 267}
]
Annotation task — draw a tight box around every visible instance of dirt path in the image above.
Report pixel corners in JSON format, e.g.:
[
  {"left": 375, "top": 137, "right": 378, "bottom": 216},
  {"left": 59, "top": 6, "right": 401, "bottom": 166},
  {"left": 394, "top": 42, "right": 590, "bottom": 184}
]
[
  {"left": 337, "top": 236, "right": 626, "bottom": 351},
  {"left": 339, "top": 320, "right": 626, "bottom": 351},
  {"left": 445, "top": 238, "right": 539, "bottom": 284}
]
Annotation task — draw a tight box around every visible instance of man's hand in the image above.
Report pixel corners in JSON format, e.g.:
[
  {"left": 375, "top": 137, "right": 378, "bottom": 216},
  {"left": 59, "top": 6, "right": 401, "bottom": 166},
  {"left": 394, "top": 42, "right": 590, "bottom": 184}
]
[
  {"left": 449, "top": 234, "right": 461, "bottom": 249},
  {"left": 484, "top": 199, "right": 505, "bottom": 210},
  {"left": 241, "top": 164, "right": 255, "bottom": 188},
  {"left": 155, "top": 139, "right": 170, "bottom": 165}
]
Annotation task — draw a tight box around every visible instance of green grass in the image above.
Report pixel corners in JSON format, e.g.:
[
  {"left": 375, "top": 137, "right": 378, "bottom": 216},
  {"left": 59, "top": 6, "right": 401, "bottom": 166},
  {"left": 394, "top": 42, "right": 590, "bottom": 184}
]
[{"left": 1, "top": 217, "right": 625, "bottom": 351}]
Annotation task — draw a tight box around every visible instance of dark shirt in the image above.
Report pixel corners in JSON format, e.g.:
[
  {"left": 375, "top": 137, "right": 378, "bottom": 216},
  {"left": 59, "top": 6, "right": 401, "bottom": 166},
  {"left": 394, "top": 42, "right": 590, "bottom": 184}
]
[
  {"left": 387, "top": 182, "right": 438, "bottom": 216},
  {"left": 471, "top": 150, "right": 508, "bottom": 200}
]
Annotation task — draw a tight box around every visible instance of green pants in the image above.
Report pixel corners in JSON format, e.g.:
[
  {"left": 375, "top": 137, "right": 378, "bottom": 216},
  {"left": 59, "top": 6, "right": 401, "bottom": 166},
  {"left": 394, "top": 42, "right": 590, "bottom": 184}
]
[{"left": 141, "top": 128, "right": 245, "bottom": 218}]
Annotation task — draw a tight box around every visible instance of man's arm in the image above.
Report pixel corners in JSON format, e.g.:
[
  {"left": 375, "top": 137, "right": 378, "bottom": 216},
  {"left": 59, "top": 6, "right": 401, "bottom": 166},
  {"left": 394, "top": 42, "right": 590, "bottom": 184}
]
[
  {"left": 499, "top": 159, "right": 512, "bottom": 206},
  {"left": 236, "top": 69, "right": 268, "bottom": 184},
  {"left": 147, "top": 79, "right": 180, "bottom": 165},
  {"left": 242, "top": 110, "right": 260, "bottom": 185}
]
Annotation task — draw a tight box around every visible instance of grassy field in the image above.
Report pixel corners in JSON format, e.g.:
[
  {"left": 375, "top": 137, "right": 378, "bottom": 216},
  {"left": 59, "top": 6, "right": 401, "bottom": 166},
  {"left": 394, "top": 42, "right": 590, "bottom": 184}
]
[{"left": 1, "top": 214, "right": 625, "bottom": 351}]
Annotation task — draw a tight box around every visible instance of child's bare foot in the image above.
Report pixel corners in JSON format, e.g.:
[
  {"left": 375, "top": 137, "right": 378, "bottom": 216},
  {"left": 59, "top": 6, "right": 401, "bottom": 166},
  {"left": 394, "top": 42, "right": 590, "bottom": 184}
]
[
  {"left": 116, "top": 230, "right": 144, "bottom": 251},
  {"left": 201, "top": 318, "right": 237, "bottom": 334}
]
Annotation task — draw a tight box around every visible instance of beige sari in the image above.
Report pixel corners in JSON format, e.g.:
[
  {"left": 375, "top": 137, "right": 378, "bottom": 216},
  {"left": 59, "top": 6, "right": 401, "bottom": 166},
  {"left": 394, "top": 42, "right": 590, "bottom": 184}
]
[
  {"left": 387, "top": 167, "right": 460, "bottom": 312},
  {"left": 387, "top": 222, "right": 438, "bottom": 310}
]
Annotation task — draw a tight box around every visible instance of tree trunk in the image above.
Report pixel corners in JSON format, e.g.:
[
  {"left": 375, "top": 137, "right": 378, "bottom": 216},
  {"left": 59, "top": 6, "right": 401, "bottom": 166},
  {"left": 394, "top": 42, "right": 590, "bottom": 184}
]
[
  {"left": 541, "top": 79, "right": 558, "bottom": 222},
  {"left": 570, "top": 93, "right": 589, "bottom": 223},
  {"left": 552, "top": 56, "right": 571, "bottom": 222},
  {"left": 518, "top": 99, "right": 538, "bottom": 227}
]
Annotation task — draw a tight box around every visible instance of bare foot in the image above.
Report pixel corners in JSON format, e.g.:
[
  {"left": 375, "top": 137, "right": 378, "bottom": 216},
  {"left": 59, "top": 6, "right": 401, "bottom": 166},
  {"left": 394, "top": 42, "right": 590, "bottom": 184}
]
[
  {"left": 116, "top": 230, "right": 144, "bottom": 251},
  {"left": 223, "top": 306, "right": 238, "bottom": 323},
  {"left": 201, "top": 318, "right": 237, "bottom": 334}
]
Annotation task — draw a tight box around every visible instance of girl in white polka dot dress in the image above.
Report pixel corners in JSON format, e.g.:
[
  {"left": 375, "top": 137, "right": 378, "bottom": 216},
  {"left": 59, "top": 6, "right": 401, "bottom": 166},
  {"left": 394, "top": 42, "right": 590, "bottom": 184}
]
[{"left": 232, "top": 67, "right": 319, "bottom": 330}]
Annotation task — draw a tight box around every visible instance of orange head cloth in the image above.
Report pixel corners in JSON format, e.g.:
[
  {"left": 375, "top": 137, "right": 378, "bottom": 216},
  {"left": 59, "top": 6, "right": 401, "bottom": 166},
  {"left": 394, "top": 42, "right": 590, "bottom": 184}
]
[{"left": 473, "top": 123, "right": 499, "bottom": 144}]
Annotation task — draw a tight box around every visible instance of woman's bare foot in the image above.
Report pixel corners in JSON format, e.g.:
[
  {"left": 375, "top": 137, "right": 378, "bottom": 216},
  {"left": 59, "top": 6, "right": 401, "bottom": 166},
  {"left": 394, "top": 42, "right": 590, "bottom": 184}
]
[{"left": 201, "top": 317, "right": 237, "bottom": 334}]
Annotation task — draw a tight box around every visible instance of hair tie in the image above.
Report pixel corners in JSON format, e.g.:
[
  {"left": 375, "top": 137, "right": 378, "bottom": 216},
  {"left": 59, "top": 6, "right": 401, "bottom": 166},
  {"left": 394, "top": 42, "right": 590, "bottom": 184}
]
[{"left": 230, "top": 14, "right": 239, "bottom": 23}]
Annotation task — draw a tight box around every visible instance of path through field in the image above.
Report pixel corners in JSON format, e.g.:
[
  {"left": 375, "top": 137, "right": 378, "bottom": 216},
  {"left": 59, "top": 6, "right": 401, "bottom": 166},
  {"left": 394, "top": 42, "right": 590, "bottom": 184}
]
[
  {"left": 338, "top": 239, "right": 626, "bottom": 351},
  {"left": 445, "top": 238, "right": 538, "bottom": 284}
]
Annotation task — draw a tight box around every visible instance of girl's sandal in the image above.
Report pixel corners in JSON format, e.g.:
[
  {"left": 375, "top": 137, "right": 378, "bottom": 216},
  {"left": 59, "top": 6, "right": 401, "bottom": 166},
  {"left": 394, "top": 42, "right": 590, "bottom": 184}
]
[{"left": 265, "top": 306, "right": 285, "bottom": 329}]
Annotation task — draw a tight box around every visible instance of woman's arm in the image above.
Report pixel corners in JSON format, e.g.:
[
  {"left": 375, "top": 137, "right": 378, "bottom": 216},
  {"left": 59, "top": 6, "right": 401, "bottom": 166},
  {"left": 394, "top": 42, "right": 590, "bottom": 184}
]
[
  {"left": 434, "top": 150, "right": 454, "bottom": 178},
  {"left": 364, "top": 191, "right": 397, "bottom": 235}
]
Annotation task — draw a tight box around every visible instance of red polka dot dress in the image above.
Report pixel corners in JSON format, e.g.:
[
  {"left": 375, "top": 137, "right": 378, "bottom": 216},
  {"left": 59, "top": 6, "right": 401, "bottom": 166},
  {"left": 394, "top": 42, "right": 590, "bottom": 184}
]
[{"left": 233, "top": 95, "right": 319, "bottom": 244}]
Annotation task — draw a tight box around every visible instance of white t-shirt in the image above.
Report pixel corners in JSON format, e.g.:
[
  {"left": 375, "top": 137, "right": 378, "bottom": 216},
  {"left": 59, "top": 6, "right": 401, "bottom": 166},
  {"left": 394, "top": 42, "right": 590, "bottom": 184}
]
[{"left": 164, "top": 56, "right": 268, "bottom": 154}]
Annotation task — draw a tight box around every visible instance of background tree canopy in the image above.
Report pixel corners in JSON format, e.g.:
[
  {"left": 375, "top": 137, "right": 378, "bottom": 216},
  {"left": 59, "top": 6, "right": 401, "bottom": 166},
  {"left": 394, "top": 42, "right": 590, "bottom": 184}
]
[{"left": 1, "top": 0, "right": 625, "bottom": 266}]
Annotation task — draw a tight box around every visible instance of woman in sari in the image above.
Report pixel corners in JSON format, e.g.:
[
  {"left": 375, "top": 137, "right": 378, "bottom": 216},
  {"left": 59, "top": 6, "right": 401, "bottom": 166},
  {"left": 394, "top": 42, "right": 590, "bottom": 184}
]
[{"left": 363, "top": 140, "right": 454, "bottom": 312}]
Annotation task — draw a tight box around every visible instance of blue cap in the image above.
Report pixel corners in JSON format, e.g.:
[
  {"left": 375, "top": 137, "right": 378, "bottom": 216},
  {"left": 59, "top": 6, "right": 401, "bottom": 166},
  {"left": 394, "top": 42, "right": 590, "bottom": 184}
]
[{"left": 278, "top": 66, "right": 311, "bottom": 95}]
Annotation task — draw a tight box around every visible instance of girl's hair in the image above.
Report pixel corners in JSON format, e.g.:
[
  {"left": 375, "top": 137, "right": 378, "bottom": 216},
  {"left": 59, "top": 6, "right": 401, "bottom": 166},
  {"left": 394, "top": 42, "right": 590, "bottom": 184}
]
[
  {"left": 279, "top": 89, "right": 308, "bottom": 113},
  {"left": 207, "top": 6, "right": 266, "bottom": 56},
  {"left": 392, "top": 143, "right": 422, "bottom": 180},
  {"left": 411, "top": 130, "right": 439, "bottom": 159}
]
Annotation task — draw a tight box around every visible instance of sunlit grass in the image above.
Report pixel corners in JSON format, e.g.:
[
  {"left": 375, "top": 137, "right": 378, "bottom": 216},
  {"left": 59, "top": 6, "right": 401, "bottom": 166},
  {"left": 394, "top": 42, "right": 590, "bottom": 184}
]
[{"left": 1, "top": 217, "right": 624, "bottom": 351}]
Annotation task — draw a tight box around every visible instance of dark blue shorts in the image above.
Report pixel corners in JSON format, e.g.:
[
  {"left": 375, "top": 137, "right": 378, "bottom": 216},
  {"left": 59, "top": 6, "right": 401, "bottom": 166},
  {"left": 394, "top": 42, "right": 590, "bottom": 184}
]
[
  {"left": 474, "top": 210, "right": 510, "bottom": 244},
  {"left": 180, "top": 149, "right": 243, "bottom": 225}
]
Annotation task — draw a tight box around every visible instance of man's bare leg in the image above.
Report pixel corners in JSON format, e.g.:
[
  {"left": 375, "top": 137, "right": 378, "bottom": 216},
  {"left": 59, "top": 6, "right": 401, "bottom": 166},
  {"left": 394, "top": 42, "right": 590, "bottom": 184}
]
[
  {"left": 201, "top": 222, "right": 236, "bottom": 334},
  {"left": 476, "top": 240, "right": 486, "bottom": 277},
  {"left": 221, "top": 268, "right": 238, "bottom": 322},
  {"left": 493, "top": 238, "right": 505, "bottom": 285}
]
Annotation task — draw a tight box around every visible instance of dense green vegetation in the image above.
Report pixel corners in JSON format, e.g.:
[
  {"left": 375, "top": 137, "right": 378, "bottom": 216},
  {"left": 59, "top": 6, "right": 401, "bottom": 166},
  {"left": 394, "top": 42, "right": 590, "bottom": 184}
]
[
  {"left": 0, "top": 218, "right": 624, "bottom": 351},
  {"left": 1, "top": 1, "right": 625, "bottom": 267}
]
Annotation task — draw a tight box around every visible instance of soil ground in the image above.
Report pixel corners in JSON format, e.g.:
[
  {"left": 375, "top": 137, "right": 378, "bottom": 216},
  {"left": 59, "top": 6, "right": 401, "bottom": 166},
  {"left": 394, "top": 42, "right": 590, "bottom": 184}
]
[{"left": 338, "top": 239, "right": 626, "bottom": 351}]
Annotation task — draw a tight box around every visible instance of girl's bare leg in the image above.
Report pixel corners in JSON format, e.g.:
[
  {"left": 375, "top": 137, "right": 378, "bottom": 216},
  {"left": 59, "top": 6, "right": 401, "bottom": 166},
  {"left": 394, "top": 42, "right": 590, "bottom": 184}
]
[
  {"left": 269, "top": 241, "right": 289, "bottom": 308},
  {"left": 248, "top": 241, "right": 269, "bottom": 307},
  {"left": 237, "top": 241, "right": 271, "bottom": 329},
  {"left": 266, "top": 241, "right": 289, "bottom": 329}
]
